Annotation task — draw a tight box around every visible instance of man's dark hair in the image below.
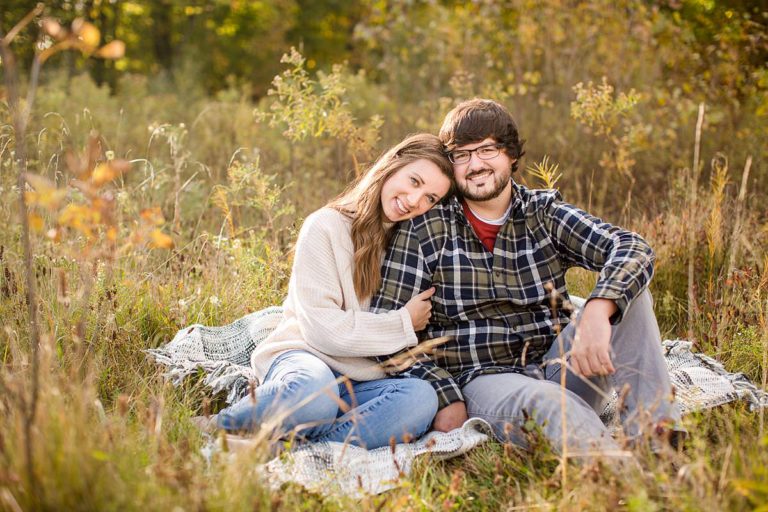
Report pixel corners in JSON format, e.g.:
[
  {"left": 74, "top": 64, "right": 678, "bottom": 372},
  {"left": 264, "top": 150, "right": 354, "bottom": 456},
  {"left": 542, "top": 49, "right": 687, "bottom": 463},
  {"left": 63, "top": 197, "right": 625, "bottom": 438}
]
[{"left": 439, "top": 98, "right": 526, "bottom": 173}]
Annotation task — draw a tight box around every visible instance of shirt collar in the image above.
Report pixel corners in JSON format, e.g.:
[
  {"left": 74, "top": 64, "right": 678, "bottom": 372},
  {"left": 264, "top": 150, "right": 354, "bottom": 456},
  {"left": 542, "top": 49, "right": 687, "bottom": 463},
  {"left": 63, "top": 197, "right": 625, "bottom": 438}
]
[{"left": 450, "top": 180, "right": 525, "bottom": 226}]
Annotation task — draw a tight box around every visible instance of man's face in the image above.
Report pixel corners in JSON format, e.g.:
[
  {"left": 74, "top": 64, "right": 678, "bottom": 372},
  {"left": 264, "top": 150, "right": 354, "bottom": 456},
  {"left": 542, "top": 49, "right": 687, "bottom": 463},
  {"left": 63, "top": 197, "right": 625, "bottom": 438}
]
[{"left": 450, "top": 138, "right": 516, "bottom": 202}]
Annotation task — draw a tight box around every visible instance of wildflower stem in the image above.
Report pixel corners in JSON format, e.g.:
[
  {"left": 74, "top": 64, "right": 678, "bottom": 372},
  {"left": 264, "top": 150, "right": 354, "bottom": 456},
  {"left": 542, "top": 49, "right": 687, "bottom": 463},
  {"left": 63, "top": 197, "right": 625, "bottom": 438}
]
[
  {"left": 0, "top": 20, "right": 42, "bottom": 500},
  {"left": 727, "top": 156, "right": 752, "bottom": 277},
  {"left": 688, "top": 103, "right": 705, "bottom": 342}
]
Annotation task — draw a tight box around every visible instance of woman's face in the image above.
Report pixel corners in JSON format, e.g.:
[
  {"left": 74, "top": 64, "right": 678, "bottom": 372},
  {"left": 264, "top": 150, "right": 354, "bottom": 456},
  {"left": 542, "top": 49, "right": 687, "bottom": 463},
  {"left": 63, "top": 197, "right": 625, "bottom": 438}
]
[{"left": 380, "top": 159, "right": 452, "bottom": 222}]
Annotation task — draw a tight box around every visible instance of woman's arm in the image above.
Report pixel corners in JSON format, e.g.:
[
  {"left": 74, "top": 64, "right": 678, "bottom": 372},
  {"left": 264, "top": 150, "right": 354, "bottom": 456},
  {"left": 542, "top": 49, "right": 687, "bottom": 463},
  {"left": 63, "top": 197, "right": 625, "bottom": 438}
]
[{"left": 290, "top": 210, "right": 419, "bottom": 357}]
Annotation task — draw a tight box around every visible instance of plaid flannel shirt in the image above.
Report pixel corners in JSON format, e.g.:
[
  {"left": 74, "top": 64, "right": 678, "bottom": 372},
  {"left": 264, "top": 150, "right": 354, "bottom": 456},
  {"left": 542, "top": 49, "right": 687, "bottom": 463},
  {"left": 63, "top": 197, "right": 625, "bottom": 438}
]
[{"left": 371, "top": 183, "right": 655, "bottom": 409}]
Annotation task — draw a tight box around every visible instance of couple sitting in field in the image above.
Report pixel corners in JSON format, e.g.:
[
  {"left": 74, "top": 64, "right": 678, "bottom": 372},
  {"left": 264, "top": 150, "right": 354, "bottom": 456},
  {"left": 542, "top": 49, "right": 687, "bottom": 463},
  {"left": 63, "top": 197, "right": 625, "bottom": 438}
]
[{"left": 215, "top": 98, "right": 684, "bottom": 456}]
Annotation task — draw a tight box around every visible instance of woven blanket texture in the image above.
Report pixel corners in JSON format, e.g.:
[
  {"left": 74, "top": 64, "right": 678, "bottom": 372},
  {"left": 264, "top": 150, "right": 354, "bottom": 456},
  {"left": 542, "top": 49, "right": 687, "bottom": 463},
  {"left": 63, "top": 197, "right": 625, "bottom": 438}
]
[
  {"left": 261, "top": 417, "right": 492, "bottom": 496},
  {"left": 147, "top": 305, "right": 768, "bottom": 496}
]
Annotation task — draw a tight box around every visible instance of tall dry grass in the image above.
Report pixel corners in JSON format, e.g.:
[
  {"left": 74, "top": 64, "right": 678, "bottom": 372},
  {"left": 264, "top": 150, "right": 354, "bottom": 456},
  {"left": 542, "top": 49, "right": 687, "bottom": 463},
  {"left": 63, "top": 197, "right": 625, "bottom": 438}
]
[{"left": 0, "top": 9, "right": 766, "bottom": 506}]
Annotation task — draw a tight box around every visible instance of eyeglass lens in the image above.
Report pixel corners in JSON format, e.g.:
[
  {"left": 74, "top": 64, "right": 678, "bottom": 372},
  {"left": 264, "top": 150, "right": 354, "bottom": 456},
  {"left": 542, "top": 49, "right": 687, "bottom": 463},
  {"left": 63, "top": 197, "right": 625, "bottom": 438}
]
[{"left": 450, "top": 144, "right": 500, "bottom": 164}]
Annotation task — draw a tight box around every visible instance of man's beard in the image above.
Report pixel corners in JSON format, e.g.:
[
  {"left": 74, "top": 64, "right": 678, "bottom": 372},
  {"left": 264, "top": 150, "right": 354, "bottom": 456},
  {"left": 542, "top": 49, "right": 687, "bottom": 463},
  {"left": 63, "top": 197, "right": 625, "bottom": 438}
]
[{"left": 458, "top": 167, "right": 512, "bottom": 201}]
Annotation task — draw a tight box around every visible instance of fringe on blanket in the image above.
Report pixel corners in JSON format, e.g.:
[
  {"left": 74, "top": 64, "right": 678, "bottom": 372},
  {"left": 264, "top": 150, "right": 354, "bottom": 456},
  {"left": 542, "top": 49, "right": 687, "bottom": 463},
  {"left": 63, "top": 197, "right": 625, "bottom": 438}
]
[
  {"left": 261, "top": 417, "right": 493, "bottom": 497},
  {"left": 146, "top": 305, "right": 768, "bottom": 497},
  {"left": 145, "top": 307, "right": 283, "bottom": 405}
]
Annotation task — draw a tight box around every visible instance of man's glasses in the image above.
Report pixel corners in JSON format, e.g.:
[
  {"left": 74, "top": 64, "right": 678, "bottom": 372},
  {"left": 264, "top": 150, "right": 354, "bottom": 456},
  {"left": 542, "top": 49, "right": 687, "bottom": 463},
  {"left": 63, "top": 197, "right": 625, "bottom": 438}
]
[{"left": 447, "top": 143, "right": 503, "bottom": 165}]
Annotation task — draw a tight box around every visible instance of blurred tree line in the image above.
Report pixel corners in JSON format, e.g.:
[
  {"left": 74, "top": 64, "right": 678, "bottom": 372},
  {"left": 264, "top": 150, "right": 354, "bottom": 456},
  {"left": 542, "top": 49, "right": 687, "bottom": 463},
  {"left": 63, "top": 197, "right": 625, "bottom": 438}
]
[
  {"left": 1, "top": 0, "right": 365, "bottom": 95},
  {"left": 2, "top": 0, "right": 766, "bottom": 216}
]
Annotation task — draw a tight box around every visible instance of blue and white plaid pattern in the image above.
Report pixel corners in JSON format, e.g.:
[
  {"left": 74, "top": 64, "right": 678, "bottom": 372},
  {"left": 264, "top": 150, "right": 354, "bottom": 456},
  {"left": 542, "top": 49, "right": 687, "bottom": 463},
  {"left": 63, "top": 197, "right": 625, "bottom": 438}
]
[{"left": 371, "top": 183, "right": 655, "bottom": 408}]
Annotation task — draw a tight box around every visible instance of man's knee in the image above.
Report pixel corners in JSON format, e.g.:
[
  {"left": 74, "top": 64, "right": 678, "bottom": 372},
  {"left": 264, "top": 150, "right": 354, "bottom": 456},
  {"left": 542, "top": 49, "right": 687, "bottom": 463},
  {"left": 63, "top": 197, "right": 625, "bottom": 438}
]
[
  {"left": 483, "top": 380, "right": 599, "bottom": 425},
  {"left": 469, "top": 379, "right": 560, "bottom": 418},
  {"left": 622, "top": 288, "right": 656, "bottom": 322},
  {"left": 634, "top": 288, "right": 654, "bottom": 310}
]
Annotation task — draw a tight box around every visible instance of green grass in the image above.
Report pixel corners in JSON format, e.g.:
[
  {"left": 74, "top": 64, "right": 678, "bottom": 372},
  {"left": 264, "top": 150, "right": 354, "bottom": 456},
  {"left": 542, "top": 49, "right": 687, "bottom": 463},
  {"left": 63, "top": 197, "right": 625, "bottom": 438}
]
[
  {"left": 0, "top": 190, "right": 765, "bottom": 510},
  {"left": 1, "top": 63, "right": 766, "bottom": 510}
]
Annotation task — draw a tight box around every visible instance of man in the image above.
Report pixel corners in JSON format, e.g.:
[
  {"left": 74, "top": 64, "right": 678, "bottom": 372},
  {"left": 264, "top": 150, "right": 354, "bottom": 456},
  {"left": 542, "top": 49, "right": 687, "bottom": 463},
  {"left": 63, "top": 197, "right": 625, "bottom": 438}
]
[{"left": 372, "top": 98, "right": 683, "bottom": 455}]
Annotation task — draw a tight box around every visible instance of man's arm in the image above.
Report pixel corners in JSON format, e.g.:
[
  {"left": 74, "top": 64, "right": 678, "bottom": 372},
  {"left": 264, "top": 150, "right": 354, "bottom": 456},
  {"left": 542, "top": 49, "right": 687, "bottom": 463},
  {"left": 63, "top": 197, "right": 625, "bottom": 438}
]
[
  {"left": 371, "top": 218, "right": 467, "bottom": 429},
  {"left": 542, "top": 195, "right": 654, "bottom": 377},
  {"left": 541, "top": 195, "right": 654, "bottom": 323}
]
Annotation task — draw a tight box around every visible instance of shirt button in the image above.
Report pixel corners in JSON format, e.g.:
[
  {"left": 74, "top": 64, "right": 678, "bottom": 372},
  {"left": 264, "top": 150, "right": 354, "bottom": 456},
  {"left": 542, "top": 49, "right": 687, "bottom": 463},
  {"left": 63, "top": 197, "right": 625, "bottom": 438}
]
[{"left": 494, "top": 271, "right": 501, "bottom": 278}]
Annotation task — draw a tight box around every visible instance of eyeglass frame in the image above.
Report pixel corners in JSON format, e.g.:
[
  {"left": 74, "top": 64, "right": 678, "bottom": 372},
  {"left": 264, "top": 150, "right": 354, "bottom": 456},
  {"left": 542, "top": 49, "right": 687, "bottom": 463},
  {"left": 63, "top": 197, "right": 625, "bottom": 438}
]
[{"left": 446, "top": 143, "right": 505, "bottom": 165}]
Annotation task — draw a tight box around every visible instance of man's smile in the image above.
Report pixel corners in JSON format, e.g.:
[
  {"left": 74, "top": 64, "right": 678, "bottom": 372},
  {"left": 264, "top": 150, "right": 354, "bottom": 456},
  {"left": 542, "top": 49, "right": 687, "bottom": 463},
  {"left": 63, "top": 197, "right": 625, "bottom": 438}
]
[{"left": 466, "top": 169, "right": 494, "bottom": 185}]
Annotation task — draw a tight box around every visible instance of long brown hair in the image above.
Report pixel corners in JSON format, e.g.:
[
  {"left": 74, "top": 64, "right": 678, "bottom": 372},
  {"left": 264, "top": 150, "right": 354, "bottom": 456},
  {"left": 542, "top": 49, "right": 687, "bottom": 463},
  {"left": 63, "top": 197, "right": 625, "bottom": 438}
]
[{"left": 327, "top": 133, "right": 453, "bottom": 300}]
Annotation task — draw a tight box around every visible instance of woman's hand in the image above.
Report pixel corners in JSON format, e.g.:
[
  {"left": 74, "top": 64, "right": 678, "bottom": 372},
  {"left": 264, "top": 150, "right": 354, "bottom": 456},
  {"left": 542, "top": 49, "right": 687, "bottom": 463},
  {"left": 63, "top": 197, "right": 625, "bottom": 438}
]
[{"left": 405, "top": 287, "right": 436, "bottom": 331}]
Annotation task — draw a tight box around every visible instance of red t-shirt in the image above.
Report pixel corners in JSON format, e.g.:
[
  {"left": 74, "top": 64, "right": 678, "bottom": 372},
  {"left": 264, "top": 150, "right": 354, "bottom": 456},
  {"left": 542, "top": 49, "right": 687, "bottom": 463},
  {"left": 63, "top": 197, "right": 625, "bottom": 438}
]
[{"left": 461, "top": 200, "right": 503, "bottom": 253}]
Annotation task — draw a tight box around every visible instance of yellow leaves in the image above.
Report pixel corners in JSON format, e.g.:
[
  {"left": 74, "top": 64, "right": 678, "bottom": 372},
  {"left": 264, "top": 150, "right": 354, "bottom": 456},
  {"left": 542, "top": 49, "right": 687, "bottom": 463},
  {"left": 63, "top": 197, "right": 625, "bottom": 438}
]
[
  {"left": 123, "top": 2, "right": 145, "bottom": 15},
  {"left": 526, "top": 156, "right": 563, "bottom": 189},
  {"left": 25, "top": 189, "right": 65, "bottom": 210},
  {"left": 150, "top": 230, "right": 174, "bottom": 249},
  {"left": 140, "top": 207, "right": 165, "bottom": 226},
  {"left": 28, "top": 213, "right": 44, "bottom": 232},
  {"left": 95, "top": 40, "right": 125, "bottom": 60},
  {"left": 90, "top": 450, "right": 110, "bottom": 462},
  {"left": 58, "top": 204, "right": 102, "bottom": 239},
  {"left": 91, "top": 159, "right": 132, "bottom": 187},
  {"left": 65, "top": 133, "right": 131, "bottom": 187},
  {"left": 24, "top": 173, "right": 67, "bottom": 210},
  {"left": 21, "top": 130, "right": 168, "bottom": 254},
  {"left": 37, "top": 17, "right": 123, "bottom": 63},
  {"left": 136, "top": 208, "right": 173, "bottom": 250},
  {"left": 184, "top": 6, "right": 204, "bottom": 16},
  {"left": 72, "top": 18, "right": 100, "bottom": 49},
  {"left": 92, "top": 163, "right": 117, "bottom": 186}
]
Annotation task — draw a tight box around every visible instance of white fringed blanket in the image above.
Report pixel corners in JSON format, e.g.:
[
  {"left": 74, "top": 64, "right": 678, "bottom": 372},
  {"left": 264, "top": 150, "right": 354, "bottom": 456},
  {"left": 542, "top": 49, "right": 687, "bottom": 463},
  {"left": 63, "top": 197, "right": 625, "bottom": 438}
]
[{"left": 147, "top": 306, "right": 768, "bottom": 496}]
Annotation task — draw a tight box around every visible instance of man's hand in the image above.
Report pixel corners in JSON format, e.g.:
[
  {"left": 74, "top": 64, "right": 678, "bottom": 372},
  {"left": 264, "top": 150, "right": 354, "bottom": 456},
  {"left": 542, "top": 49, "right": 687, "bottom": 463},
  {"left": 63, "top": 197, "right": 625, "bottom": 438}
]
[
  {"left": 432, "top": 401, "right": 468, "bottom": 432},
  {"left": 569, "top": 298, "right": 617, "bottom": 378}
]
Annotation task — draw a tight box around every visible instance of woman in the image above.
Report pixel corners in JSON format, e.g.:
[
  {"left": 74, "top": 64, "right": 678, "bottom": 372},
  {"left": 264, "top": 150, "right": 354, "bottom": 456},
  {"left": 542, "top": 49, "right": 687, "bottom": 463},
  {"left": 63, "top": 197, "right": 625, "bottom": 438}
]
[{"left": 216, "top": 133, "right": 454, "bottom": 449}]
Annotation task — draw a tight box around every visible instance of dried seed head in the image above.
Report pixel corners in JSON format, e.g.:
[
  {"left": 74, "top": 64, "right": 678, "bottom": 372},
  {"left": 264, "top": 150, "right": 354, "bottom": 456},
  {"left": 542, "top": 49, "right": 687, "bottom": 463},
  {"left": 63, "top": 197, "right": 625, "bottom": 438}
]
[{"left": 117, "top": 394, "right": 130, "bottom": 417}]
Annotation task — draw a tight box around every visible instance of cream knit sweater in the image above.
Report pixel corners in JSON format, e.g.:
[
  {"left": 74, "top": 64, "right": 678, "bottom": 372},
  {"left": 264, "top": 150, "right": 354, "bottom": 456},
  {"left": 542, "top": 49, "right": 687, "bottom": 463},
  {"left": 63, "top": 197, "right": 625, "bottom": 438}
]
[{"left": 250, "top": 207, "right": 418, "bottom": 382}]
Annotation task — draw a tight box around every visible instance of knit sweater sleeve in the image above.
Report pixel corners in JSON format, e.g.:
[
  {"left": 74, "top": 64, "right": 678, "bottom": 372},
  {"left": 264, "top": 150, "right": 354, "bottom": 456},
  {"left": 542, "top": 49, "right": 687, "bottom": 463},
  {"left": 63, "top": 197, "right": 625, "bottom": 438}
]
[{"left": 290, "top": 209, "right": 418, "bottom": 357}]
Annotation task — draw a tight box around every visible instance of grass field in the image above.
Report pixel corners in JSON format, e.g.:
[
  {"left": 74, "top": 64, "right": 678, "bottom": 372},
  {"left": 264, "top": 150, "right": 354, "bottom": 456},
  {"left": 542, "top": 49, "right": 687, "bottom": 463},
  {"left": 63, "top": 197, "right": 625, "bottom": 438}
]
[{"left": 1, "top": 7, "right": 767, "bottom": 507}]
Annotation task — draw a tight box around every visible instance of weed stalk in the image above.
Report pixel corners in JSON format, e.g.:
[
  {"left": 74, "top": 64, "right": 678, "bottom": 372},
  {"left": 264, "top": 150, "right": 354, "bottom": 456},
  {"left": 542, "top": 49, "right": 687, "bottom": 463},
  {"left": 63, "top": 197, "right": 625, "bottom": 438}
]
[
  {"left": 0, "top": 6, "right": 45, "bottom": 497},
  {"left": 727, "top": 156, "right": 752, "bottom": 277},
  {"left": 688, "top": 103, "right": 705, "bottom": 341}
]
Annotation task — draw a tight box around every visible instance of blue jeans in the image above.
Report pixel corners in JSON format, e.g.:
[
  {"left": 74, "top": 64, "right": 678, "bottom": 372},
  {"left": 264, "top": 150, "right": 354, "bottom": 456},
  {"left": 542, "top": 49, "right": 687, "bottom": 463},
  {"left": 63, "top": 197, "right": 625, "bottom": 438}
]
[{"left": 217, "top": 350, "right": 438, "bottom": 449}]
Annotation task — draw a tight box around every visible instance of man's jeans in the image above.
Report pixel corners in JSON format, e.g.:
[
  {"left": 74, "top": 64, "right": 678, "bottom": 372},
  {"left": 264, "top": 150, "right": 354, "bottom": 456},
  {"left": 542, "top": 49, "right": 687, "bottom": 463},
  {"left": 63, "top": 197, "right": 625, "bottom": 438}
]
[
  {"left": 462, "top": 290, "right": 681, "bottom": 455},
  {"left": 217, "top": 350, "right": 438, "bottom": 449}
]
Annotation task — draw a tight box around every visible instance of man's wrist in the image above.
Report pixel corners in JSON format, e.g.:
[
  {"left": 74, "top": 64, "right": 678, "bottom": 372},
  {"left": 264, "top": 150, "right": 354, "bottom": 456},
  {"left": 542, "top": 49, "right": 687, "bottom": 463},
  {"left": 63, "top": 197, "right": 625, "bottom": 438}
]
[{"left": 583, "top": 298, "right": 618, "bottom": 318}]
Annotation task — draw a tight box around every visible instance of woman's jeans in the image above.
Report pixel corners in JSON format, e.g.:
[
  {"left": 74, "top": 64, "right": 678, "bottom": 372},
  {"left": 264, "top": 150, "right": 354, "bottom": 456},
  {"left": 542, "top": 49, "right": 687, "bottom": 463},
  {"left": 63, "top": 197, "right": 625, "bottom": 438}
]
[{"left": 216, "top": 350, "right": 438, "bottom": 449}]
